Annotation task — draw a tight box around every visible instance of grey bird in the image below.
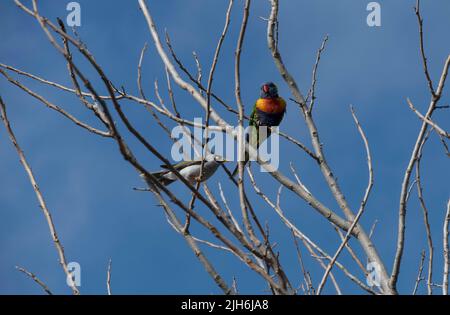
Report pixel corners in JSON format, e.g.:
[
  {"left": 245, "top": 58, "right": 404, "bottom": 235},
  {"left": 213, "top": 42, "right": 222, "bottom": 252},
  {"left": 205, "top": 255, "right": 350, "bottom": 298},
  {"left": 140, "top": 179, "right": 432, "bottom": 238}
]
[{"left": 151, "top": 154, "right": 226, "bottom": 186}]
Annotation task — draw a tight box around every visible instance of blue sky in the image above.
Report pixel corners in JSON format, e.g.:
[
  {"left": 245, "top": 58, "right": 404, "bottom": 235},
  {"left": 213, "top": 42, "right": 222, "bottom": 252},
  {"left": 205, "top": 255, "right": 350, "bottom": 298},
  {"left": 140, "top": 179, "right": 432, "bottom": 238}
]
[{"left": 0, "top": 0, "right": 449, "bottom": 294}]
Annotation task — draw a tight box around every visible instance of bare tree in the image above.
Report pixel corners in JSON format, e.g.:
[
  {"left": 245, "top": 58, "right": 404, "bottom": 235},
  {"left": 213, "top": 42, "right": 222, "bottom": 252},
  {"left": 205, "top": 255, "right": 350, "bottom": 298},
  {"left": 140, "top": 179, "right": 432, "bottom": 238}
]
[{"left": 1, "top": 0, "right": 448, "bottom": 295}]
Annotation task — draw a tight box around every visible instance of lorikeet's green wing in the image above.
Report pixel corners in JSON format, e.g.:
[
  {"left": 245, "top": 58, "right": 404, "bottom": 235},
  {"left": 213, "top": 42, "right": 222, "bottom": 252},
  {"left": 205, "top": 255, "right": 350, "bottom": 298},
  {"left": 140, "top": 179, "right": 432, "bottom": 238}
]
[
  {"left": 160, "top": 160, "right": 202, "bottom": 170},
  {"left": 279, "top": 97, "right": 287, "bottom": 120},
  {"left": 249, "top": 102, "right": 258, "bottom": 127}
]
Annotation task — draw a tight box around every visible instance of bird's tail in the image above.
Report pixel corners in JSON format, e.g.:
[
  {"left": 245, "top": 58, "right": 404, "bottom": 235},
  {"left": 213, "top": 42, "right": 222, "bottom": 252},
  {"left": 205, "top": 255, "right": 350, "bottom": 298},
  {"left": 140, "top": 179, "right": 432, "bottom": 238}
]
[
  {"left": 231, "top": 126, "right": 271, "bottom": 177},
  {"left": 141, "top": 171, "right": 176, "bottom": 186}
]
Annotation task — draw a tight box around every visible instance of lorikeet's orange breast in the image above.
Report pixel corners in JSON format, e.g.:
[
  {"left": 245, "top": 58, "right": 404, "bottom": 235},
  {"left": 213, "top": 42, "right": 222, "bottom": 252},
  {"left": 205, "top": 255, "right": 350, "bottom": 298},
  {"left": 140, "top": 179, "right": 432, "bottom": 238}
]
[{"left": 256, "top": 97, "right": 286, "bottom": 114}]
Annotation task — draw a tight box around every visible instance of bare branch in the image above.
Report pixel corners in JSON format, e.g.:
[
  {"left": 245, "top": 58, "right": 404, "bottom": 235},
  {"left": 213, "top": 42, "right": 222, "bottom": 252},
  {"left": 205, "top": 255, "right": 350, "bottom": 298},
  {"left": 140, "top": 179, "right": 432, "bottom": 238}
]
[
  {"left": 186, "top": 0, "right": 235, "bottom": 234},
  {"left": 247, "top": 167, "right": 375, "bottom": 294},
  {"left": 6, "top": 0, "right": 446, "bottom": 296},
  {"left": 0, "top": 63, "right": 118, "bottom": 100},
  {"left": 16, "top": 266, "right": 53, "bottom": 295},
  {"left": 154, "top": 188, "right": 233, "bottom": 294},
  {"left": 1, "top": 96, "right": 79, "bottom": 295},
  {"left": 335, "top": 227, "right": 367, "bottom": 276},
  {"left": 138, "top": 0, "right": 228, "bottom": 128},
  {"left": 369, "top": 219, "right": 378, "bottom": 240},
  {"left": 18, "top": 1, "right": 288, "bottom": 293},
  {"left": 218, "top": 183, "right": 243, "bottom": 234},
  {"left": 234, "top": 0, "right": 262, "bottom": 258},
  {"left": 192, "top": 51, "right": 203, "bottom": 89},
  {"left": 138, "top": 2, "right": 349, "bottom": 254},
  {"left": 301, "top": 237, "right": 342, "bottom": 295},
  {"left": 137, "top": 42, "right": 149, "bottom": 99},
  {"left": 307, "top": 35, "right": 329, "bottom": 113},
  {"left": 443, "top": 199, "right": 450, "bottom": 295},
  {"left": 232, "top": 277, "right": 239, "bottom": 294},
  {"left": 0, "top": 68, "right": 111, "bottom": 137},
  {"left": 415, "top": 130, "right": 434, "bottom": 295},
  {"left": 57, "top": 19, "right": 110, "bottom": 129},
  {"left": 267, "top": 0, "right": 392, "bottom": 294},
  {"left": 412, "top": 251, "right": 426, "bottom": 295},
  {"left": 107, "top": 258, "right": 112, "bottom": 295},
  {"left": 392, "top": 50, "right": 450, "bottom": 292},
  {"left": 407, "top": 98, "right": 449, "bottom": 139},
  {"left": 146, "top": 79, "right": 173, "bottom": 137},
  {"left": 165, "top": 213, "right": 235, "bottom": 256},
  {"left": 291, "top": 230, "right": 315, "bottom": 295},
  {"left": 415, "top": 0, "right": 435, "bottom": 96},
  {"left": 316, "top": 106, "right": 374, "bottom": 294}
]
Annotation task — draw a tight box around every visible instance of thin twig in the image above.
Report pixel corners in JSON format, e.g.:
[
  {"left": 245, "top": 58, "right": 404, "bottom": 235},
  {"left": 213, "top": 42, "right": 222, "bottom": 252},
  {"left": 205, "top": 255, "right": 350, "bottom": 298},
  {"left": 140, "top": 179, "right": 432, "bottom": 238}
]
[
  {"left": 0, "top": 63, "right": 118, "bottom": 100},
  {"left": 1, "top": 96, "right": 79, "bottom": 295},
  {"left": 0, "top": 68, "right": 111, "bottom": 137},
  {"left": 316, "top": 106, "right": 374, "bottom": 294},
  {"left": 443, "top": 199, "right": 450, "bottom": 295},
  {"left": 412, "top": 251, "right": 426, "bottom": 295},
  {"left": 57, "top": 19, "right": 110, "bottom": 128},
  {"left": 300, "top": 237, "right": 342, "bottom": 295},
  {"left": 407, "top": 98, "right": 449, "bottom": 139},
  {"left": 137, "top": 42, "right": 148, "bottom": 99},
  {"left": 307, "top": 35, "right": 329, "bottom": 113},
  {"left": 415, "top": 130, "right": 434, "bottom": 294},
  {"left": 335, "top": 227, "right": 367, "bottom": 276},
  {"left": 369, "top": 219, "right": 378, "bottom": 240},
  {"left": 232, "top": 277, "right": 239, "bottom": 294},
  {"left": 291, "top": 230, "right": 315, "bottom": 294},
  {"left": 106, "top": 258, "right": 112, "bottom": 295},
  {"left": 415, "top": 0, "right": 435, "bottom": 96},
  {"left": 138, "top": 46, "right": 175, "bottom": 141},
  {"left": 16, "top": 266, "right": 53, "bottom": 295}
]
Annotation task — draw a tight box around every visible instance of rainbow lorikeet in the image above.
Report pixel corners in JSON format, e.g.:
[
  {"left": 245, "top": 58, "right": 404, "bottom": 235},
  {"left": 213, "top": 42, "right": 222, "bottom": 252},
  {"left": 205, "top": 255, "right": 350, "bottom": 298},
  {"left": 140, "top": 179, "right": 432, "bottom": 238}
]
[{"left": 232, "top": 82, "right": 286, "bottom": 176}]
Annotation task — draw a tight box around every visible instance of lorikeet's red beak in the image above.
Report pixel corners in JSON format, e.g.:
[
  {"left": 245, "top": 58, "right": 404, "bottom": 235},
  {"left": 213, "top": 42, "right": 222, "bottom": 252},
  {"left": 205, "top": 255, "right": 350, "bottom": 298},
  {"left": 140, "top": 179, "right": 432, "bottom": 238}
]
[{"left": 262, "top": 85, "right": 269, "bottom": 93}]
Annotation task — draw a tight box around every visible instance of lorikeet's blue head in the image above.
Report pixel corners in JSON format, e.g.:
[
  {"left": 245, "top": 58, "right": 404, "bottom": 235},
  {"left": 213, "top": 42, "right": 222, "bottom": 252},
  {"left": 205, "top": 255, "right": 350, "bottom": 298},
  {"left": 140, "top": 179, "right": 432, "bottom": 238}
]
[{"left": 260, "top": 82, "right": 279, "bottom": 99}]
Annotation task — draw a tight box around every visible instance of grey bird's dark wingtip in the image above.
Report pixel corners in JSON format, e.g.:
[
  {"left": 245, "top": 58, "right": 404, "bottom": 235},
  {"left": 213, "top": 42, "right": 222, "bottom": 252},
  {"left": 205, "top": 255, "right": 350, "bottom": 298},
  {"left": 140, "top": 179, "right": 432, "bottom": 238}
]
[{"left": 141, "top": 172, "right": 175, "bottom": 187}]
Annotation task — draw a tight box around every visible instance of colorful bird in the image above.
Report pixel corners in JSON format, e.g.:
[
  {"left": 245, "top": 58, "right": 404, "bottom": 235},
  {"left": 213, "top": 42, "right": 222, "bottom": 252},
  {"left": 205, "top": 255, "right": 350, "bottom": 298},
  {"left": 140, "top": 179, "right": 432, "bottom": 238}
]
[
  {"left": 233, "top": 82, "right": 286, "bottom": 176},
  {"left": 151, "top": 154, "right": 226, "bottom": 186}
]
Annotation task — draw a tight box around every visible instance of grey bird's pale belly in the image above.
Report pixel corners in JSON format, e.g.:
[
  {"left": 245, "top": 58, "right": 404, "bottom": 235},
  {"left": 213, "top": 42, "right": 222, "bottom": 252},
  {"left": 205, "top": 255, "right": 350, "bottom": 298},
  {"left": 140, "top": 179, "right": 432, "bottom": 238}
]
[{"left": 163, "top": 161, "right": 220, "bottom": 185}]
